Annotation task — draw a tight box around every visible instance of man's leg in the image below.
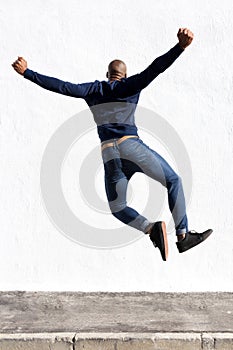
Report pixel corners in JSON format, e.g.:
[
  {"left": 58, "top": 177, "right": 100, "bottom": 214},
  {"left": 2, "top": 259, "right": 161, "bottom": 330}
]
[
  {"left": 102, "top": 145, "right": 151, "bottom": 233},
  {"left": 118, "top": 137, "right": 212, "bottom": 255},
  {"left": 118, "top": 138, "right": 188, "bottom": 237}
]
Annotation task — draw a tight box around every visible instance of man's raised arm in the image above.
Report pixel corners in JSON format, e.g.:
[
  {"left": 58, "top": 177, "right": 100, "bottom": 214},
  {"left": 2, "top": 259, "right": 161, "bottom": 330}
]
[
  {"left": 12, "top": 57, "right": 94, "bottom": 99},
  {"left": 114, "top": 28, "right": 194, "bottom": 97}
]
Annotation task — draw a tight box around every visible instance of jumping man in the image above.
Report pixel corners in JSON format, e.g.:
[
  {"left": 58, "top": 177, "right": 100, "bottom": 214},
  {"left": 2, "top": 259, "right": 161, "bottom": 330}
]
[{"left": 12, "top": 28, "right": 213, "bottom": 261}]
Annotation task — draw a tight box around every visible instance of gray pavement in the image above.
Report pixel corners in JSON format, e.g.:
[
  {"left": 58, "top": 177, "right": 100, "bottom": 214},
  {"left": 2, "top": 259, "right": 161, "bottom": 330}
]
[{"left": 0, "top": 292, "right": 232, "bottom": 349}]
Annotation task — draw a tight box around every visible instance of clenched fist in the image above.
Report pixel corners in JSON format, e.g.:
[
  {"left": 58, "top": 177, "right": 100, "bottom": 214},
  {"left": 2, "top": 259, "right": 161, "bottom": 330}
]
[
  {"left": 177, "top": 28, "right": 194, "bottom": 49},
  {"left": 12, "top": 57, "right": 27, "bottom": 75}
]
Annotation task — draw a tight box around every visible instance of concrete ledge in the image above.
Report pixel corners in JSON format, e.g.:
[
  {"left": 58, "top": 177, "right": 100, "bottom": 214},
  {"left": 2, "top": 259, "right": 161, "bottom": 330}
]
[
  {"left": 0, "top": 292, "right": 232, "bottom": 349},
  {"left": 0, "top": 332, "right": 233, "bottom": 349}
]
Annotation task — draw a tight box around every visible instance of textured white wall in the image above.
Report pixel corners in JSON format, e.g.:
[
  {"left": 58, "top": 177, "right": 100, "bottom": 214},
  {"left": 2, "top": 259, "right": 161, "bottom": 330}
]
[{"left": 1, "top": 0, "right": 233, "bottom": 291}]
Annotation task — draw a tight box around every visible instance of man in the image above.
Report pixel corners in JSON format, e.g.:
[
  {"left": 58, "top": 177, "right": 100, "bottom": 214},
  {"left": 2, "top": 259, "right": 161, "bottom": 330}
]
[{"left": 12, "top": 28, "right": 212, "bottom": 261}]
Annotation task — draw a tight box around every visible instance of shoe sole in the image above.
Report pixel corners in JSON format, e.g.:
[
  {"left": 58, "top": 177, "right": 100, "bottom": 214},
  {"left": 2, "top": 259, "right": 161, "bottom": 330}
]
[
  {"left": 177, "top": 229, "right": 213, "bottom": 253},
  {"left": 161, "top": 221, "right": 168, "bottom": 261},
  {"left": 151, "top": 221, "right": 168, "bottom": 261}
]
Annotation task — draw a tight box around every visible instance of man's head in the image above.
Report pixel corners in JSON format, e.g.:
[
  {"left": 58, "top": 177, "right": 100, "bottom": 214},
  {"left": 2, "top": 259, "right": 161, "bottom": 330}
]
[{"left": 106, "top": 59, "right": 127, "bottom": 82}]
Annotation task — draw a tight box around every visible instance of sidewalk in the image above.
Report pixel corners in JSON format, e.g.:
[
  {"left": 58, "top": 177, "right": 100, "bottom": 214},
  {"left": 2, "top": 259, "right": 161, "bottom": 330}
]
[{"left": 0, "top": 292, "right": 232, "bottom": 349}]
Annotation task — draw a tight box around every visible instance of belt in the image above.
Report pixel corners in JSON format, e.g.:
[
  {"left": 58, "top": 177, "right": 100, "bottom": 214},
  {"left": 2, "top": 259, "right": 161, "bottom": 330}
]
[{"left": 101, "top": 135, "right": 139, "bottom": 152}]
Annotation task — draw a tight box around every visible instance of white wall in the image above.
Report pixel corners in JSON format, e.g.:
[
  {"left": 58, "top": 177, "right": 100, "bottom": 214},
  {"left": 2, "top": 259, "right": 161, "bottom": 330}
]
[{"left": 1, "top": 0, "right": 233, "bottom": 291}]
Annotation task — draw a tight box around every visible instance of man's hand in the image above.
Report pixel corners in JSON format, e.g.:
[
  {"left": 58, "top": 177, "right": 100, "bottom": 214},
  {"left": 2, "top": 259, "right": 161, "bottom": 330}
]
[
  {"left": 177, "top": 28, "right": 194, "bottom": 49},
  {"left": 12, "top": 57, "right": 27, "bottom": 75}
]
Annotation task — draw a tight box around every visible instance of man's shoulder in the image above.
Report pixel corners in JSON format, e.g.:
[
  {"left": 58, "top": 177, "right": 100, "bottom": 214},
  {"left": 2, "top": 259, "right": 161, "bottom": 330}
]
[{"left": 89, "top": 79, "right": 110, "bottom": 88}]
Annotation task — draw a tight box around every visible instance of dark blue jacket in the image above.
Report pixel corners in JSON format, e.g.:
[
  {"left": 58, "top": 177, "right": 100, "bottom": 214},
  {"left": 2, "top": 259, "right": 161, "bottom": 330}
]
[{"left": 24, "top": 43, "right": 184, "bottom": 142}]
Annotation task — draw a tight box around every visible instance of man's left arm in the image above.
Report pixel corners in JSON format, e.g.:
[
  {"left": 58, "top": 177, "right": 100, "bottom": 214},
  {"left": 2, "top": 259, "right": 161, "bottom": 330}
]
[{"left": 114, "top": 28, "right": 194, "bottom": 97}]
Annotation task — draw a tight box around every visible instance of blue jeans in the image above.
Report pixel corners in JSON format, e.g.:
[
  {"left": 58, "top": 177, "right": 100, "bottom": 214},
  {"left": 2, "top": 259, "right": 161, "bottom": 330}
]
[{"left": 101, "top": 137, "right": 188, "bottom": 235}]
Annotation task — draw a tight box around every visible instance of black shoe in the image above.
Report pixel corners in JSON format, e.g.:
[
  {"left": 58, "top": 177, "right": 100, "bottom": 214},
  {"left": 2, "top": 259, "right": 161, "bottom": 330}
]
[
  {"left": 149, "top": 221, "right": 168, "bottom": 261},
  {"left": 176, "top": 229, "right": 213, "bottom": 253}
]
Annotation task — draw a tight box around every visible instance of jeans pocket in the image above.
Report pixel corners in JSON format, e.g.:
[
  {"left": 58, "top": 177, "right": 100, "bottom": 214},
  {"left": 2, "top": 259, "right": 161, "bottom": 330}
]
[{"left": 119, "top": 138, "right": 140, "bottom": 157}]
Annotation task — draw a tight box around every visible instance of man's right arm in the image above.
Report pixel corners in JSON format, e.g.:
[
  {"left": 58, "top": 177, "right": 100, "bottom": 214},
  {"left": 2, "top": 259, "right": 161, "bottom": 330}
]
[{"left": 12, "top": 57, "right": 94, "bottom": 99}]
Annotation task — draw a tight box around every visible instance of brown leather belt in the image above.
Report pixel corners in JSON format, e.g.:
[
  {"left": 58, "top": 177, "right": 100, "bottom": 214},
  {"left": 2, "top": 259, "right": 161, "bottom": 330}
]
[{"left": 101, "top": 135, "right": 139, "bottom": 152}]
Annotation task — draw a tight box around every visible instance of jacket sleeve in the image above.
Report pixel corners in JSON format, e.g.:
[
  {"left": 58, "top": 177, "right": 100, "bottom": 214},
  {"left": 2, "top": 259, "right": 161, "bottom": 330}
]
[
  {"left": 23, "top": 69, "right": 95, "bottom": 98},
  {"left": 114, "top": 43, "right": 184, "bottom": 97}
]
